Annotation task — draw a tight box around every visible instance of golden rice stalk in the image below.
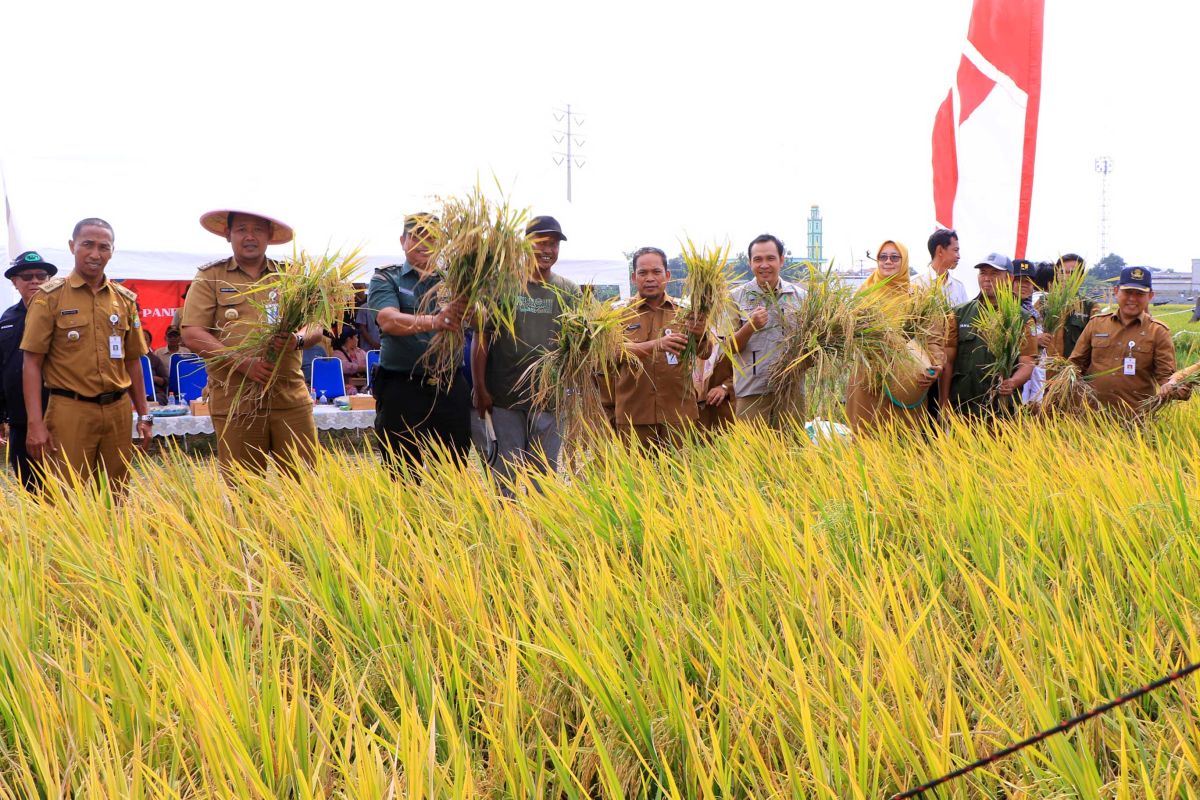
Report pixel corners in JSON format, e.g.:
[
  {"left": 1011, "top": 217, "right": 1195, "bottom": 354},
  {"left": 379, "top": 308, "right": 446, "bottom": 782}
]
[
  {"left": 1137, "top": 360, "right": 1200, "bottom": 417},
  {"left": 1038, "top": 356, "right": 1101, "bottom": 416},
  {"left": 522, "top": 294, "right": 640, "bottom": 466},
  {"left": 973, "top": 287, "right": 1029, "bottom": 393},
  {"left": 674, "top": 239, "right": 736, "bottom": 375},
  {"left": 1040, "top": 264, "right": 1088, "bottom": 338},
  {"left": 770, "top": 266, "right": 912, "bottom": 401},
  {"left": 420, "top": 182, "right": 538, "bottom": 386},
  {"left": 210, "top": 245, "right": 364, "bottom": 414}
]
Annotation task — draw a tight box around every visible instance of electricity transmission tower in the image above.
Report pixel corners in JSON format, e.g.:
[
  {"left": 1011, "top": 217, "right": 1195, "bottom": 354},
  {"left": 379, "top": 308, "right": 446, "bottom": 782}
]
[
  {"left": 553, "top": 105, "right": 586, "bottom": 202},
  {"left": 1094, "top": 156, "right": 1113, "bottom": 258}
]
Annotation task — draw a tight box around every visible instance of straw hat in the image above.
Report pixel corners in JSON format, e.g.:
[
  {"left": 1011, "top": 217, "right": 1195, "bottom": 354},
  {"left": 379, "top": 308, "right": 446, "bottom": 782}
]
[{"left": 199, "top": 209, "right": 294, "bottom": 245}]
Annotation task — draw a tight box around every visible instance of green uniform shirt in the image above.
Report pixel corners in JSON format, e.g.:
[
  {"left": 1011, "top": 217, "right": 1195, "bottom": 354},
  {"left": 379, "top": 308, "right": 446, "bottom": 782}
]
[
  {"left": 367, "top": 263, "right": 443, "bottom": 374},
  {"left": 1062, "top": 298, "right": 1097, "bottom": 362},
  {"left": 947, "top": 294, "right": 1036, "bottom": 416},
  {"left": 484, "top": 273, "right": 580, "bottom": 410}
]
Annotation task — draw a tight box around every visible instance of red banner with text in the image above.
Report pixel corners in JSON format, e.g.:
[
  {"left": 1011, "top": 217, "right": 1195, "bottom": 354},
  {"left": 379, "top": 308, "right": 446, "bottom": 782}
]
[{"left": 120, "top": 279, "right": 191, "bottom": 352}]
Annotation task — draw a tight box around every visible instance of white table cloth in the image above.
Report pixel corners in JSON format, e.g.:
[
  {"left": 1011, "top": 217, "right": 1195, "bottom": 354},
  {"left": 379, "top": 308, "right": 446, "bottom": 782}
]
[{"left": 136, "top": 406, "right": 375, "bottom": 437}]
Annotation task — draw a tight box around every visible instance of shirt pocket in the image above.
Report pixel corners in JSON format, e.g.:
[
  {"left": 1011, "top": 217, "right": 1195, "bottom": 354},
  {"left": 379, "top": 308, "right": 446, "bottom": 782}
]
[
  {"left": 54, "top": 312, "right": 89, "bottom": 349},
  {"left": 1089, "top": 336, "right": 1118, "bottom": 370},
  {"left": 216, "top": 290, "right": 252, "bottom": 332}
]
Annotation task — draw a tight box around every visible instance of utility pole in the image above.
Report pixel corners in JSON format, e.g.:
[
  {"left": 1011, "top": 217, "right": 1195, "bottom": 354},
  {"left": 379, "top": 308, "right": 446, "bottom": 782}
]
[
  {"left": 553, "top": 105, "right": 586, "bottom": 203},
  {"left": 1094, "top": 156, "right": 1113, "bottom": 258}
]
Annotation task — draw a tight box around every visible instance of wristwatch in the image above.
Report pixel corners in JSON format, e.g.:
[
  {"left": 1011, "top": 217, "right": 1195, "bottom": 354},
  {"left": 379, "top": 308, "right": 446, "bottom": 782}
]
[{"left": 138, "top": 414, "right": 154, "bottom": 426}]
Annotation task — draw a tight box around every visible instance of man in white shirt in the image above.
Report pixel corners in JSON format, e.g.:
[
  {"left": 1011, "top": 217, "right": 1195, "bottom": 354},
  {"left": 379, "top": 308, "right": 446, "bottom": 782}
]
[
  {"left": 729, "top": 233, "right": 806, "bottom": 428},
  {"left": 914, "top": 228, "right": 969, "bottom": 306}
]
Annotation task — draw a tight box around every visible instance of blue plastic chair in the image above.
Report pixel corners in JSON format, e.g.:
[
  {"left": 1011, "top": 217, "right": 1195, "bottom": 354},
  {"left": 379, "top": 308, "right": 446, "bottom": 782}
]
[
  {"left": 176, "top": 359, "right": 208, "bottom": 405},
  {"left": 139, "top": 355, "right": 155, "bottom": 401},
  {"left": 309, "top": 356, "right": 346, "bottom": 401},
  {"left": 169, "top": 353, "right": 202, "bottom": 395},
  {"left": 365, "top": 349, "right": 380, "bottom": 388}
]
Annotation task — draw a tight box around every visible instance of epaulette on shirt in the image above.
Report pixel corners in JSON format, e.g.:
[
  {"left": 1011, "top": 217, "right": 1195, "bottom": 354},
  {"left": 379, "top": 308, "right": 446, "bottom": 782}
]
[
  {"left": 37, "top": 277, "right": 66, "bottom": 293},
  {"left": 112, "top": 281, "right": 138, "bottom": 303},
  {"left": 196, "top": 258, "right": 230, "bottom": 272}
]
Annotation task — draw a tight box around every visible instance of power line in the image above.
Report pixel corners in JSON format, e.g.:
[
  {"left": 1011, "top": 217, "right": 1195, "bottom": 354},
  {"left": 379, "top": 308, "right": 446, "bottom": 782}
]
[{"left": 553, "top": 104, "right": 586, "bottom": 203}]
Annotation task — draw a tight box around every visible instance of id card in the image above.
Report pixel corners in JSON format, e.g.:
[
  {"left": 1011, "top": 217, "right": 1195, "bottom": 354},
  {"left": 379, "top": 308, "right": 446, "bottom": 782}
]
[
  {"left": 1123, "top": 357, "right": 1136, "bottom": 376},
  {"left": 664, "top": 328, "right": 679, "bottom": 365},
  {"left": 266, "top": 304, "right": 279, "bottom": 325},
  {"left": 109, "top": 335, "right": 124, "bottom": 359}
]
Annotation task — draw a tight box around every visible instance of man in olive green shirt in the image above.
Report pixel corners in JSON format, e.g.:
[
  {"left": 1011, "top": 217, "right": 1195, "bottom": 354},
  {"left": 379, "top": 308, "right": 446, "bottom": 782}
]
[{"left": 471, "top": 215, "right": 578, "bottom": 493}]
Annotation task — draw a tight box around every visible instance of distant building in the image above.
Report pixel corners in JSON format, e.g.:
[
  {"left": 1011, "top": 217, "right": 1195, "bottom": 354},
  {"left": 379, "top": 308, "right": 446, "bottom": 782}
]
[{"left": 1131, "top": 266, "right": 1196, "bottom": 303}]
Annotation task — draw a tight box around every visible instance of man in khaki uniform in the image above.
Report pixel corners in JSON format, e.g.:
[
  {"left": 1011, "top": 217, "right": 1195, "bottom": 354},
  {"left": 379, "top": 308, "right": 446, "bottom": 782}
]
[
  {"left": 20, "top": 218, "right": 152, "bottom": 493},
  {"left": 181, "top": 209, "right": 319, "bottom": 475},
  {"left": 614, "top": 247, "right": 712, "bottom": 448},
  {"left": 1069, "top": 266, "right": 1191, "bottom": 414}
]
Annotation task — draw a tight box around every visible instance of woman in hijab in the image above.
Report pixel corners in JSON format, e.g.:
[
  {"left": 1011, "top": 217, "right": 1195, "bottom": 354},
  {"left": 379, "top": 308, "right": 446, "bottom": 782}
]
[{"left": 845, "top": 239, "right": 945, "bottom": 432}]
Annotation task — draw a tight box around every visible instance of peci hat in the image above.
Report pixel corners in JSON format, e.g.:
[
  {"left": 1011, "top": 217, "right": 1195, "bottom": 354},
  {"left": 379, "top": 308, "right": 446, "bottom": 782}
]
[
  {"left": 974, "top": 252, "right": 1012, "bottom": 273},
  {"left": 5, "top": 250, "right": 58, "bottom": 280},
  {"left": 526, "top": 215, "right": 567, "bottom": 241},
  {"left": 1118, "top": 266, "right": 1152, "bottom": 292},
  {"left": 199, "top": 209, "right": 294, "bottom": 245}
]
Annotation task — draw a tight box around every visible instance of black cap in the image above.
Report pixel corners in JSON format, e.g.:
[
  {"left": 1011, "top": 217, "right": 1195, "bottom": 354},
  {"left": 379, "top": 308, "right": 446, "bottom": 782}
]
[
  {"left": 1055, "top": 253, "right": 1086, "bottom": 269},
  {"left": 5, "top": 250, "right": 58, "bottom": 280},
  {"left": 526, "top": 215, "right": 567, "bottom": 241},
  {"left": 1118, "top": 266, "right": 1152, "bottom": 292},
  {"left": 1011, "top": 258, "right": 1036, "bottom": 279}
]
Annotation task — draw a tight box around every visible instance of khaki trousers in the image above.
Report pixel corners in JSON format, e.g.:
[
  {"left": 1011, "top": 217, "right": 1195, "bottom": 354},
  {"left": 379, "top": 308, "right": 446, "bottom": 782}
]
[
  {"left": 735, "top": 390, "right": 805, "bottom": 430},
  {"left": 43, "top": 394, "right": 135, "bottom": 494},
  {"left": 212, "top": 405, "right": 318, "bottom": 477}
]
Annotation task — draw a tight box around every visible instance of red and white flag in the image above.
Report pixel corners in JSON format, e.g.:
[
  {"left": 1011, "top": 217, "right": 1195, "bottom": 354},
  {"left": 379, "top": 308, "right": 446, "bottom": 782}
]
[{"left": 932, "top": 0, "right": 1045, "bottom": 261}]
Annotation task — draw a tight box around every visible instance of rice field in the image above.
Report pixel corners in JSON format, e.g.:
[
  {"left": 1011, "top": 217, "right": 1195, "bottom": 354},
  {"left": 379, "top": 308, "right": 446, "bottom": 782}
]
[{"left": 2, "top": 398, "right": 1200, "bottom": 798}]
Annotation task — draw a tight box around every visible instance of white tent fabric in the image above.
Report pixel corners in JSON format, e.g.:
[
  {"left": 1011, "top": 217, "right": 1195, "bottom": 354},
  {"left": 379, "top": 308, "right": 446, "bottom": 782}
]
[{"left": 0, "top": 247, "right": 628, "bottom": 309}]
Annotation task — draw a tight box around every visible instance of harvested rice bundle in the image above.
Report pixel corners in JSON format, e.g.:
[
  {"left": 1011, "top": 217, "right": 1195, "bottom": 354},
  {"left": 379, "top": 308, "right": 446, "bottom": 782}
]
[
  {"left": 972, "top": 286, "right": 1030, "bottom": 400},
  {"left": 1138, "top": 360, "right": 1200, "bottom": 417},
  {"left": 676, "top": 239, "right": 736, "bottom": 369},
  {"left": 523, "top": 294, "right": 640, "bottom": 465},
  {"left": 420, "top": 184, "right": 538, "bottom": 385},
  {"left": 211, "top": 246, "right": 363, "bottom": 414},
  {"left": 1038, "top": 356, "right": 1101, "bottom": 416},
  {"left": 1040, "top": 265, "right": 1088, "bottom": 342},
  {"left": 769, "top": 266, "right": 910, "bottom": 402}
]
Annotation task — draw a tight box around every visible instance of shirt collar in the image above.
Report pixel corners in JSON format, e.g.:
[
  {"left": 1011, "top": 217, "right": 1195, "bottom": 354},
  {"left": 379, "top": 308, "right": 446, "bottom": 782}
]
[{"left": 67, "top": 270, "right": 110, "bottom": 291}]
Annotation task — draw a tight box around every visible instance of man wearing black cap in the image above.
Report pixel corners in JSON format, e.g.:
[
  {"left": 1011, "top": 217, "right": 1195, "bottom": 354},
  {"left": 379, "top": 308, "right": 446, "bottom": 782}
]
[
  {"left": 940, "top": 252, "right": 1037, "bottom": 416},
  {"left": 0, "top": 251, "right": 55, "bottom": 490},
  {"left": 1037, "top": 253, "right": 1095, "bottom": 360},
  {"left": 470, "top": 215, "right": 579, "bottom": 493},
  {"left": 368, "top": 213, "right": 469, "bottom": 474},
  {"left": 1011, "top": 258, "right": 1044, "bottom": 404},
  {"left": 1069, "top": 266, "right": 1190, "bottom": 414}
]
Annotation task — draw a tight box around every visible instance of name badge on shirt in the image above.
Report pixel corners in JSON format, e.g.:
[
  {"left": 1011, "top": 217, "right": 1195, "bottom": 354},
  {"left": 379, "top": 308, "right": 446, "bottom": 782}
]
[
  {"left": 109, "top": 335, "right": 124, "bottom": 359},
  {"left": 266, "top": 304, "right": 279, "bottom": 325},
  {"left": 663, "top": 328, "right": 679, "bottom": 366}
]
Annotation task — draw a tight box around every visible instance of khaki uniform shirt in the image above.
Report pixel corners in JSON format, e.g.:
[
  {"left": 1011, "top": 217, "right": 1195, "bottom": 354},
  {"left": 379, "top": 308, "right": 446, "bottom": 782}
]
[
  {"left": 614, "top": 296, "right": 713, "bottom": 427},
  {"left": 20, "top": 272, "right": 147, "bottom": 396},
  {"left": 1068, "top": 311, "right": 1179, "bottom": 412},
  {"left": 181, "top": 257, "right": 309, "bottom": 415}
]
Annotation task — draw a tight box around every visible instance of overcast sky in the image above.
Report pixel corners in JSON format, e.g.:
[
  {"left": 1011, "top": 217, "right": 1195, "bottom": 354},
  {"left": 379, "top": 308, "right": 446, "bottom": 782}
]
[{"left": 2, "top": 0, "right": 1198, "bottom": 282}]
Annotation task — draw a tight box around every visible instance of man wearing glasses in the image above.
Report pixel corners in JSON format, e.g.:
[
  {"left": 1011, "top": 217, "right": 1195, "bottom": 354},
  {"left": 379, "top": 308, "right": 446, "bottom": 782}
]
[{"left": 0, "top": 251, "right": 55, "bottom": 490}]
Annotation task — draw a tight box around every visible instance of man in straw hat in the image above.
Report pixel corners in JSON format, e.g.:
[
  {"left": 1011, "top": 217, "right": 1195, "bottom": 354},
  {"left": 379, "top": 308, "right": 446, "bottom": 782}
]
[
  {"left": 367, "top": 213, "right": 470, "bottom": 475},
  {"left": 20, "top": 219, "right": 152, "bottom": 495},
  {"left": 1, "top": 251, "right": 57, "bottom": 490},
  {"left": 181, "top": 210, "right": 319, "bottom": 475},
  {"left": 1069, "top": 266, "right": 1190, "bottom": 414},
  {"left": 940, "top": 252, "right": 1037, "bottom": 417}
]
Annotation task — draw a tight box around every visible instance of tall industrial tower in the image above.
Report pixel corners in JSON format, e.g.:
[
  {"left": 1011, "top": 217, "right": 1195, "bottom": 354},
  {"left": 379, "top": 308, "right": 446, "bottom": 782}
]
[
  {"left": 806, "top": 205, "right": 823, "bottom": 264},
  {"left": 1094, "top": 156, "right": 1113, "bottom": 258},
  {"left": 553, "top": 105, "right": 586, "bottom": 203}
]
